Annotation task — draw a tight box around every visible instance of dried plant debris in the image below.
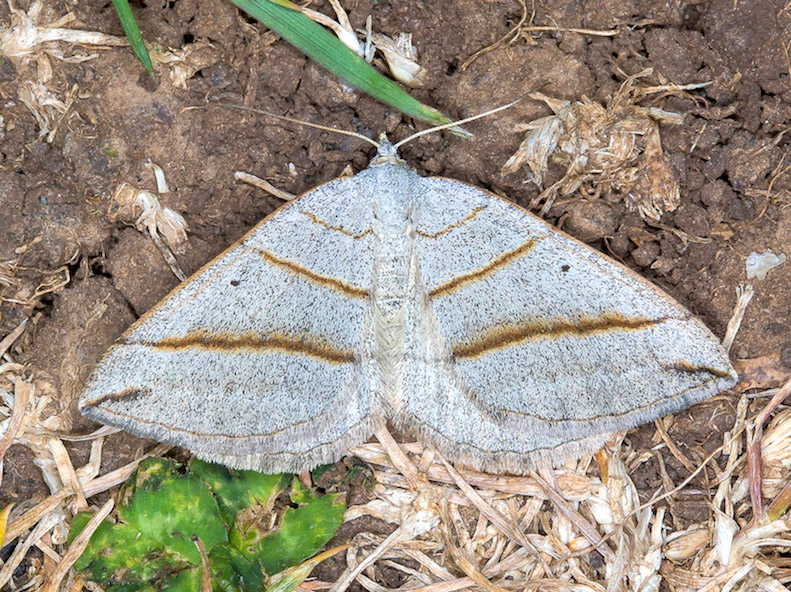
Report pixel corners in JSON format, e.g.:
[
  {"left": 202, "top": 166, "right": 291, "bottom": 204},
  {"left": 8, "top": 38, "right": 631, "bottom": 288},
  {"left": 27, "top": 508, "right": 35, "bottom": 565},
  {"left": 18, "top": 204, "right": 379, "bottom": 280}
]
[
  {"left": 69, "top": 458, "right": 346, "bottom": 591},
  {"left": 299, "top": 0, "right": 428, "bottom": 88},
  {"left": 109, "top": 181, "right": 189, "bottom": 280},
  {"left": 0, "top": 237, "right": 74, "bottom": 320},
  {"left": 109, "top": 182, "right": 188, "bottom": 251},
  {"left": 148, "top": 40, "right": 221, "bottom": 90},
  {"left": 301, "top": 0, "right": 370, "bottom": 60},
  {"left": 0, "top": 0, "right": 127, "bottom": 68},
  {"left": 369, "top": 32, "right": 428, "bottom": 88},
  {"left": 504, "top": 73, "right": 688, "bottom": 218},
  {"left": 17, "top": 79, "right": 76, "bottom": 141},
  {"left": 0, "top": 370, "right": 75, "bottom": 495},
  {"left": 339, "top": 408, "right": 791, "bottom": 592},
  {"left": 1, "top": 0, "right": 126, "bottom": 143},
  {"left": 760, "top": 409, "right": 791, "bottom": 499},
  {"left": 3, "top": 371, "right": 791, "bottom": 590}
]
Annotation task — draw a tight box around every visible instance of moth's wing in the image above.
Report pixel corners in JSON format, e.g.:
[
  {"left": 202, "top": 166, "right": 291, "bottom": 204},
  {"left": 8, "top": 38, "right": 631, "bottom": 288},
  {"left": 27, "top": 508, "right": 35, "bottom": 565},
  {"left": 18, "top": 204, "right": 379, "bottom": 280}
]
[
  {"left": 400, "top": 176, "right": 736, "bottom": 473},
  {"left": 80, "top": 175, "right": 382, "bottom": 474}
]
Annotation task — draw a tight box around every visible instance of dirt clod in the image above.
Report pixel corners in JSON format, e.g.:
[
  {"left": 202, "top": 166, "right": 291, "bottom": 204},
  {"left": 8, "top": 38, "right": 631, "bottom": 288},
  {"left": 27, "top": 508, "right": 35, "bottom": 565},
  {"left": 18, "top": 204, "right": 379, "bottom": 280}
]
[
  {"left": 562, "top": 200, "right": 620, "bottom": 243},
  {"left": 631, "top": 241, "right": 661, "bottom": 269}
]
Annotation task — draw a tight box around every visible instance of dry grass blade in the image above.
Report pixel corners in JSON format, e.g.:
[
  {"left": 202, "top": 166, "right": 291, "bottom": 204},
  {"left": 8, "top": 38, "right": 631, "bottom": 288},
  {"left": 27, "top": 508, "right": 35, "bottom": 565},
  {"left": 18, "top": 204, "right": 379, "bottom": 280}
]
[
  {"left": 653, "top": 418, "right": 697, "bottom": 474},
  {"left": 0, "top": 377, "right": 32, "bottom": 488},
  {"left": 49, "top": 437, "right": 88, "bottom": 512},
  {"left": 375, "top": 424, "right": 421, "bottom": 488},
  {"left": 766, "top": 481, "right": 791, "bottom": 522},
  {"left": 41, "top": 498, "right": 114, "bottom": 592},
  {"left": 723, "top": 284, "right": 755, "bottom": 353},
  {"left": 0, "top": 319, "right": 27, "bottom": 358},
  {"left": 747, "top": 377, "right": 791, "bottom": 522},
  {"left": 0, "top": 503, "right": 12, "bottom": 547},
  {"left": 533, "top": 468, "right": 616, "bottom": 563},
  {"left": 0, "top": 511, "right": 60, "bottom": 588},
  {"left": 193, "top": 536, "right": 212, "bottom": 592},
  {"left": 330, "top": 527, "right": 406, "bottom": 592},
  {"left": 2, "top": 489, "right": 70, "bottom": 550},
  {"left": 436, "top": 453, "right": 532, "bottom": 552},
  {"left": 520, "top": 25, "right": 618, "bottom": 36},
  {"left": 235, "top": 171, "right": 296, "bottom": 201}
]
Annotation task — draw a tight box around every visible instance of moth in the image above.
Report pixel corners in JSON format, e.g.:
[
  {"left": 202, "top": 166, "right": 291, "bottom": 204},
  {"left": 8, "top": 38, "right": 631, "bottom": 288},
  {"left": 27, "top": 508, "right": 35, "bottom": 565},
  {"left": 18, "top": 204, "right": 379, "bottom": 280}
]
[{"left": 79, "top": 139, "right": 737, "bottom": 474}]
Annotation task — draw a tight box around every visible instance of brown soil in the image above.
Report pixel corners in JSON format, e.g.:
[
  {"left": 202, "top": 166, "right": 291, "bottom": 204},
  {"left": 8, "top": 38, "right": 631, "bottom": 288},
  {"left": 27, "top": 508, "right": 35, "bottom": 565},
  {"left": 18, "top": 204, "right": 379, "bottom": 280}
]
[{"left": 1, "top": 0, "right": 790, "bottom": 582}]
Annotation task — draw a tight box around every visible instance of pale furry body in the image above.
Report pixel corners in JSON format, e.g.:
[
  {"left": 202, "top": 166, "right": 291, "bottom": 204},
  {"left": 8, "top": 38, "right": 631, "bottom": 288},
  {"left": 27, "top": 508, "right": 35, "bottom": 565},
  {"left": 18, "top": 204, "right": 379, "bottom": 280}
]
[{"left": 80, "top": 142, "right": 737, "bottom": 474}]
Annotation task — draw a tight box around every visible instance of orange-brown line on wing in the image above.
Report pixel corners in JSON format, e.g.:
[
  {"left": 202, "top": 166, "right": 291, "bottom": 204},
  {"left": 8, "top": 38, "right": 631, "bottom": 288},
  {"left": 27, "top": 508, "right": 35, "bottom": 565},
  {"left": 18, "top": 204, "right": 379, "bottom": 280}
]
[
  {"left": 453, "top": 313, "right": 668, "bottom": 360},
  {"left": 417, "top": 206, "right": 487, "bottom": 239},
  {"left": 81, "top": 387, "right": 148, "bottom": 409},
  {"left": 429, "top": 238, "right": 538, "bottom": 298},
  {"left": 300, "top": 210, "right": 372, "bottom": 239},
  {"left": 259, "top": 249, "right": 369, "bottom": 299},
  {"left": 137, "top": 330, "right": 355, "bottom": 364},
  {"left": 665, "top": 360, "right": 734, "bottom": 379}
]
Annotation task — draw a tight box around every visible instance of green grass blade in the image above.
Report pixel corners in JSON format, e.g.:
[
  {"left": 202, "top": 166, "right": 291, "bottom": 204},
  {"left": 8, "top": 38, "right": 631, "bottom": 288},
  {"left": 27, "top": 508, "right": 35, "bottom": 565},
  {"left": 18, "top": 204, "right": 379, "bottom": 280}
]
[
  {"left": 110, "top": 0, "right": 153, "bottom": 73},
  {"left": 229, "top": 0, "right": 451, "bottom": 126}
]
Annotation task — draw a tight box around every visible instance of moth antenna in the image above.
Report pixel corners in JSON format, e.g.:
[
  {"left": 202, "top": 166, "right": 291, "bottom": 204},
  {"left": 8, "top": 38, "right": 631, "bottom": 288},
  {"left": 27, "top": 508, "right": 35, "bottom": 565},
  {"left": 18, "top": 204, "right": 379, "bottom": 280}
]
[
  {"left": 394, "top": 95, "right": 527, "bottom": 149},
  {"left": 215, "top": 102, "right": 381, "bottom": 149}
]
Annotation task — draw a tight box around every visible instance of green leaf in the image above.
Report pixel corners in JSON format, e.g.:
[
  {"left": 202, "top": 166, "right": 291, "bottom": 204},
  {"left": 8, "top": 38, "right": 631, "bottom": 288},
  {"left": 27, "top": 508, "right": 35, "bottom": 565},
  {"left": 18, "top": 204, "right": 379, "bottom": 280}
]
[
  {"left": 69, "top": 513, "right": 190, "bottom": 588},
  {"left": 68, "top": 458, "right": 228, "bottom": 590},
  {"left": 164, "top": 568, "right": 205, "bottom": 592},
  {"left": 209, "top": 543, "right": 265, "bottom": 592},
  {"left": 229, "top": 0, "right": 451, "bottom": 126},
  {"left": 256, "top": 479, "right": 346, "bottom": 575},
  {"left": 118, "top": 458, "right": 228, "bottom": 565},
  {"left": 110, "top": 0, "right": 153, "bottom": 73},
  {"left": 191, "top": 459, "right": 288, "bottom": 526},
  {"left": 70, "top": 458, "right": 346, "bottom": 591}
]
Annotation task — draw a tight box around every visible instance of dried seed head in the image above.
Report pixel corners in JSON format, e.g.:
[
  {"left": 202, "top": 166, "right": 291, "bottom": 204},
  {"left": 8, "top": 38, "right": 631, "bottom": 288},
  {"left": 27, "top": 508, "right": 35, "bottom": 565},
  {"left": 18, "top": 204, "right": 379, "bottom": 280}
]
[
  {"left": 110, "top": 183, "right": 189, "bottom": 250},
  {"left": 371, "top": 32, "right": 429, "bottom": 88}
]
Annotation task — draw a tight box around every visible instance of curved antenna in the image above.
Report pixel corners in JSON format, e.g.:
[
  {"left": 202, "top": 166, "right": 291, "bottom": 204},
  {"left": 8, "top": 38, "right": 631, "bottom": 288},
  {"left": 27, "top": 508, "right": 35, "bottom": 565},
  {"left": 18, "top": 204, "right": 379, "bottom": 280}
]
[
  {"left": 214, "top": 102, "right": 381, "bottom": 149},
  {"left": 393, "top": 95, "right": 527, "bottom": 149}
]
